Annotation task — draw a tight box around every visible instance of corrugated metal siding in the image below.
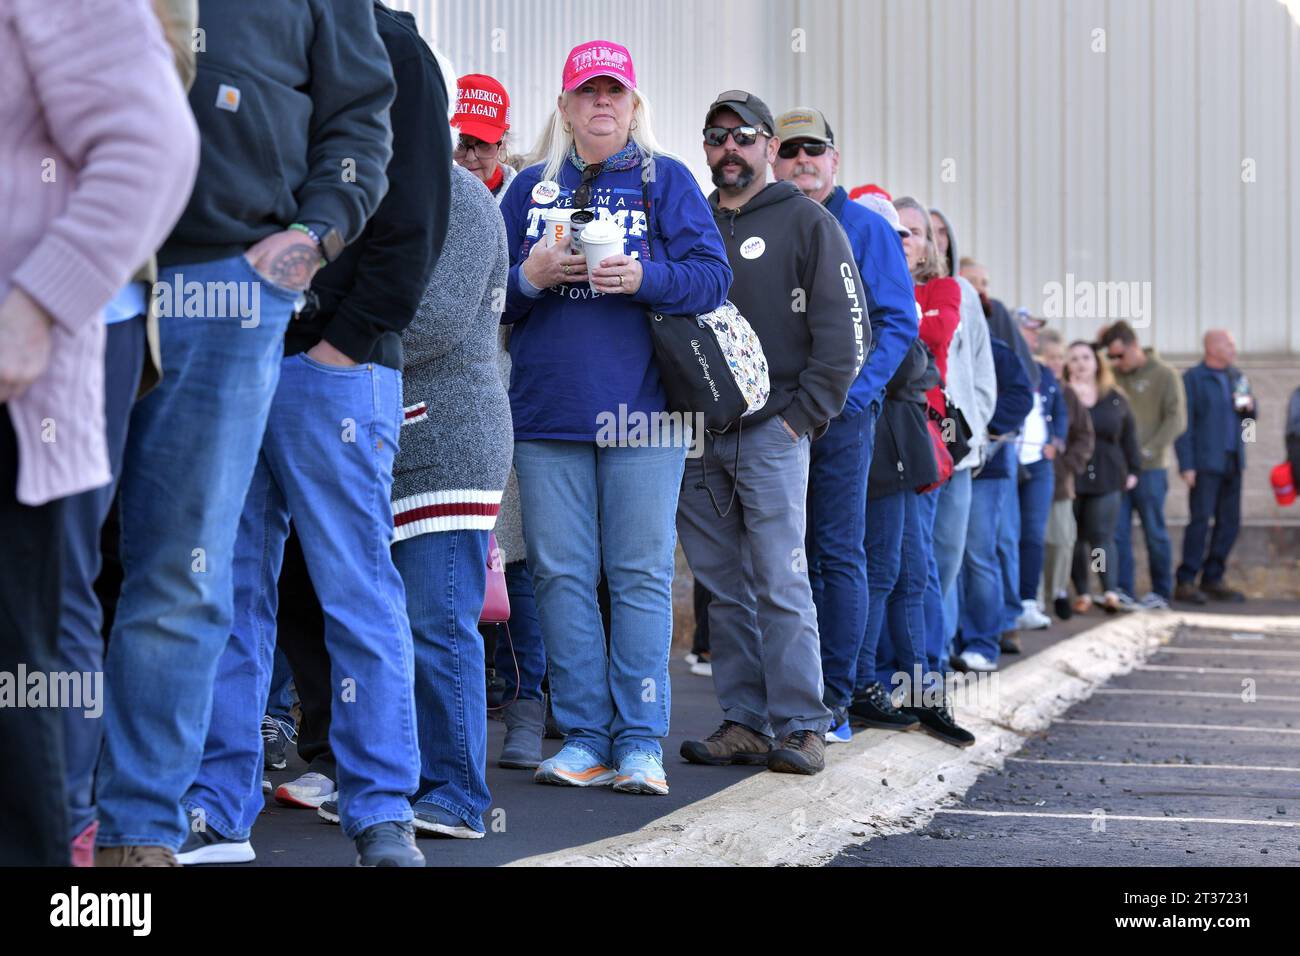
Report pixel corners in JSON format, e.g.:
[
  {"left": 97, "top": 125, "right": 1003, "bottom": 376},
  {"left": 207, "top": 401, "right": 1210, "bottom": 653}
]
[{"left": 390, "top": 0, "right": 1300, "bottom": 354}]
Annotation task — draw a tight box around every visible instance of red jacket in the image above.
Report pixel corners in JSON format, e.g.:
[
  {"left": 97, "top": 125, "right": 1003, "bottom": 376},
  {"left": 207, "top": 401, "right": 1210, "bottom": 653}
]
[{"left": 915, "top": 277, "right": 961, "bottom": 416}]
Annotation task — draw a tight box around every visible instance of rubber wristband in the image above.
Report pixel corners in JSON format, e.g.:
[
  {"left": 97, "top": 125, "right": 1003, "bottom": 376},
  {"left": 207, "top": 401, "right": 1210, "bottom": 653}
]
[{"left": 288, "top": 223, "right": 327, "bottom": 268}]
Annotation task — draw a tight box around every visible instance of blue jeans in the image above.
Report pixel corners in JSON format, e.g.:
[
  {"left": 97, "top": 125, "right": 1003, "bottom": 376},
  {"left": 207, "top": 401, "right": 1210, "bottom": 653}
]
[
  {"left": 958, "top": 475, "right": 1007, "bottom": 661},
  {"left": 57, "top": 315, "right": 145, "bottom": 839},
  {"left": 266, "top": 647, "right": 295, "bottom": 726},
  {"left": 98, "top": 256, "right": 297, "bottom": 849},
  {"left": 1017, "top": 458, "right": 1056, "bottom": 600},
  {"left": 934, "top": 468, "right": 972, "bottom": 663},
  {"left": 916, "top": 485, "right": 945, "bottom": 691},
  {"left": 513, "top": 440, "right": 685, "bottom": 765},
  {"left": 394, "top": 529, "right": 490, "bottom": 832},
  {"left": 492, "top": 561, "right": 547, "bottom": 701},
  {"left": 184, "top": 353, "right": 417, "bottom": 841},
  {"left": 997, "top": 472, "right": 1022, "bottom": 632},
  {"left": 1116, "top": 468, "right": 1173, "bottom": 599},
  {"left": 807, "top": 407, "right": 875, "bottom": 709},
  {"left": 856, "top": 491, "right": 926, "bottom": 692},
  {"left": 1177, "top": 461, "right": 1243, "bottom": 587}
]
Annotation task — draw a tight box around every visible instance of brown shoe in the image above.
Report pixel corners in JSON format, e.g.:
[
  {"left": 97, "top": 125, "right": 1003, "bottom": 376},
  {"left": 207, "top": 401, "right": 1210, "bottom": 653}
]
[
  {"left": 767, "top": 729, "right": 826, "bottom": 775},
  {"left": 1201, "top": 581, "right": 1245, "bottom": 603},
  {"left": 680, "top": 720, "right": 773, "bottom": 766},
  {"left": 999, "top": 631, "right": 1021, "bottom": 654},
  {"left": 95, "top": 845, "right": 180, "bottom": 867},
  {"left": 1174, "top": 581, "right": 1208, "bottom": 606}
]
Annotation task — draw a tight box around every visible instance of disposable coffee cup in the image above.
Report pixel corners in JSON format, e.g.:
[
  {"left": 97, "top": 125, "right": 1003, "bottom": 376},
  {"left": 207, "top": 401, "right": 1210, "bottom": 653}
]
[
  {"left": 541, "top": 208, "right": 575, "bottom": 248},
  {"left": 581, "top": 219, "right": 625, "bottom": 291},
  {"left": 569, "top": 209, "right": 595, "bottom": 253}
]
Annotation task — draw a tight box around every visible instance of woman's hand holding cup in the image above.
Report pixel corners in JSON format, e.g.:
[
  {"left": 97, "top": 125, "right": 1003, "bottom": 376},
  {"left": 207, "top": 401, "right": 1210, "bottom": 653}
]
[
  {"left": 588, "top": 254, "right": 642, "bottom": 295},
  {"left": 523, "top": 235, "right": 588, "bottom": 288}
]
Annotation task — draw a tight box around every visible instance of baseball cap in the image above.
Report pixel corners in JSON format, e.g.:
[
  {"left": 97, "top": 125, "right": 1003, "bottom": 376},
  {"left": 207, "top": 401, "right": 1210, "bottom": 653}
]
[
  {"left": 1016, "top": 307, "right": 1046, "bottom": 330},
  {"left": 706, "top": 89, "right": 776, "bottom": 137},
  {"left": 774, "top": 107, "right": 835, "bottom": 145},
  {"left": 453, "top": 74, "right": 510, "bottom": 143},
  {"left": 563, "top": 40, "right": 636, "bottom": 92},
  {"left": 850, "top": 184, "right": 908, "bottom": 237}
]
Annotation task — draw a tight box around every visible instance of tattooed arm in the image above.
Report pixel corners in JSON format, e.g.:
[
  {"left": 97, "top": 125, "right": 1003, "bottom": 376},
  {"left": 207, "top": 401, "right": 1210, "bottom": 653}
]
[{"left": 244, "top": 231, "right": 322, "bottom": 293}]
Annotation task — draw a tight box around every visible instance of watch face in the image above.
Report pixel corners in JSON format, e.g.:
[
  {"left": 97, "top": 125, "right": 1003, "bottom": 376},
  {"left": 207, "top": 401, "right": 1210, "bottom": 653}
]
[{"left": 320, "top": 228, "right": 345, "bottom": 262}]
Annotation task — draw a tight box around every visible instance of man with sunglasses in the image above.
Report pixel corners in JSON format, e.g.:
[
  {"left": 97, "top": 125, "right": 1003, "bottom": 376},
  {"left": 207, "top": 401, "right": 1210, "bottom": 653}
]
[
  {"left": 678, "top": 91, "right": 866, "bottom": 776},
  {"left": 1099, "top": 320, "right": 1186, "bottom": 610},
  {"left": 770, "top": 108, "right": 917, "bottom": 743}
]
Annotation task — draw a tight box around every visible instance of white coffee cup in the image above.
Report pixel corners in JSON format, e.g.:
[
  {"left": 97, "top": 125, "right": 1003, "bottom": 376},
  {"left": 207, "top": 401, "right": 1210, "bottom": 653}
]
[
  {"left": 541, "top": 208, "right": 575, "bottom": 248},
  {"left": 581, "top": 219, "right": 625, "bottom": 291}
]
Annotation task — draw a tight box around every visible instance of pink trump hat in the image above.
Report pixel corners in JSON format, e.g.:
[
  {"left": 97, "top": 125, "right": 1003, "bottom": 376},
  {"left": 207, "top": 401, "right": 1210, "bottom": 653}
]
[{"left": 563, "top": 40, "right": 636, "bottom": 91}]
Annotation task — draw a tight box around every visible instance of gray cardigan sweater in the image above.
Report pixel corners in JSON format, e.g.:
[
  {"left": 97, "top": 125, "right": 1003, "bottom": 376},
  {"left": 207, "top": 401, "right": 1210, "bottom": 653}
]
[{"left": 392, "top": 163, "right": 513, "bottom": 540}]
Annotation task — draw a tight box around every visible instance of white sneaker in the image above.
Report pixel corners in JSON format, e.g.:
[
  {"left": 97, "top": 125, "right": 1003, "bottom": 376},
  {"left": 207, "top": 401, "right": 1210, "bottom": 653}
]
[
  {"left": 274, "top": 771, "right": 338, "bottom": 809},
  {"left": 689, "top": 660, "right": 713, "bottom": 677},
  {"left": 1015, "top": 599, "right": 1051, "bottom": 631},
  {"left": 955, "top": 651, "right": 999, "bottom": 673}
]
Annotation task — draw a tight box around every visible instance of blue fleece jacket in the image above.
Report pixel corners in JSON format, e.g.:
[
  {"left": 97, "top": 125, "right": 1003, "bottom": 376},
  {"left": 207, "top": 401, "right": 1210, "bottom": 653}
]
[
  {"left": 1039, "top": 363, "right": 1069, "bottom": 447},
  {"left": 824, "top": 187, "right": 917, "bottom": 417},
  {"left": 500, "top": 156, "right": 732, "bottom": 440}
]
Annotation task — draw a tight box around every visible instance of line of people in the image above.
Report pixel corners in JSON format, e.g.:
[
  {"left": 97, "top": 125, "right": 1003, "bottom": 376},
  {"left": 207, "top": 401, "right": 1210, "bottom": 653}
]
[{"left": 0, "top": 1, "right": 1276, "bottom": 869}]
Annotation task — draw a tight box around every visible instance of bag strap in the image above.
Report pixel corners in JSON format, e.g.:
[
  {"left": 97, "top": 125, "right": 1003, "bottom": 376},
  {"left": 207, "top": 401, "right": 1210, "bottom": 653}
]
[
  {"left": 640, "top": 161, "right": 656, "bottom": 263},
  {"left": 697, "top": 421, "right": 742, "bottom": 519}
]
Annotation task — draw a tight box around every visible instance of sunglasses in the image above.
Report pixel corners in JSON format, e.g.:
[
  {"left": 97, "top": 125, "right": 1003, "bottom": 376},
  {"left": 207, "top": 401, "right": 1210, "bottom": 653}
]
[
  {"left": 572, "top": 161, "right": 604, "bottom": 210},
  {"left": 776, "top": 141, "right": 831, "bottom": 160},
  {"left": 454, "top": 135, "right": 501, "bottom": 159},
  {"left": 703, "top": 125, "right": 764, "bottom": 147}
]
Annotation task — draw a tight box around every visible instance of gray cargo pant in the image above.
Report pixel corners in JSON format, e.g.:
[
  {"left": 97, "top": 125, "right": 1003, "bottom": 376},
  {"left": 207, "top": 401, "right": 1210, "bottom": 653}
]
[{"left": 676, "top": 415, "right": 832, "bottom": 738}]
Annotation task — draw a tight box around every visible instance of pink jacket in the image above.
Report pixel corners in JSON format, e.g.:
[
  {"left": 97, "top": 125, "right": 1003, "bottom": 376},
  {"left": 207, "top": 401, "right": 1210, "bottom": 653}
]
[{"left": 1, "top": 0, "right": 199, "bottom": 505}]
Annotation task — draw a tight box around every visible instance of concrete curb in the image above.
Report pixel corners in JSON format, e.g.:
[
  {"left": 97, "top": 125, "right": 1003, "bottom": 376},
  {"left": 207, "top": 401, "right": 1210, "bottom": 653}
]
[{"left": 508, "top": 611, "right": 1300, "bottom": 867}]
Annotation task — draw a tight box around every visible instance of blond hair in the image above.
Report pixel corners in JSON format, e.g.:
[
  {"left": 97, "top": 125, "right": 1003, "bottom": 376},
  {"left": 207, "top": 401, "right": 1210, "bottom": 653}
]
[
  {"left": 1065, "top": 339, "right": 1117, "bottom": 395},
  {"left": 893, "top": 196, "right": 946, "bottom": 282},
  {"left": 531, "top": 87, "right": 676, "bottom": 181}
]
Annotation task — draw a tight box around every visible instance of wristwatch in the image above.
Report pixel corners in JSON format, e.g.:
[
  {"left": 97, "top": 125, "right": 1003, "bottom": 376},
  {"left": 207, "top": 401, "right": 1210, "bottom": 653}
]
[{"left": 290, "top": 222, "right": 345, "bottom": 263}]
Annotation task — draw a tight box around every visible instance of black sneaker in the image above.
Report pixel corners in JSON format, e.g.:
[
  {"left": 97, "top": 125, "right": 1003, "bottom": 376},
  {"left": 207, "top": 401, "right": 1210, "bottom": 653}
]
[
  {"left": 767, "top": 729, "right": 826, "bottom": 775},
  {"left": 354, "top": 821, "right": 424, "bottom": 867},
  {"left": 262, "top": 715, "right": 291, "bottom": 771},
  {"left": 317, "top": 798, "right": 340, "bottom": 825},
  {"left": 902, "top": 699, "right": 975, "bottom": 748},
  {"left": 1053, "top": 595, "right": 1073, "bottom": 620},
  {"left": 1174, "top": 581, "right": 1208, "bottom": 605},
  {"left": 848, "top": 682, "right": 920, "bottom": 731},
  {"left": 999, "top": 631, "right": 1021, "bottom": 654},
  {"left": 1202, "top": 580, "right": 1246, "bottom": 603},
  {"left": 176, "top": 825, "right": 255, "bottom": 865}
]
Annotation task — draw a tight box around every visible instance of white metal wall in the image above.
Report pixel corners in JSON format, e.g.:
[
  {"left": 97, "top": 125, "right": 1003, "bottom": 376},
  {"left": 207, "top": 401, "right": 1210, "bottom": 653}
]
[{"left": 390, "top": 0, "right": 1300, "bottom": 356}]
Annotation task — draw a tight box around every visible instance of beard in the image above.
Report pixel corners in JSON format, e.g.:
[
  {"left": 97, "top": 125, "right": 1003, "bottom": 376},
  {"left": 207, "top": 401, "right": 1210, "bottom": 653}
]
[{"left": 710, "top": 152, "right": 757, "bottom": 190}]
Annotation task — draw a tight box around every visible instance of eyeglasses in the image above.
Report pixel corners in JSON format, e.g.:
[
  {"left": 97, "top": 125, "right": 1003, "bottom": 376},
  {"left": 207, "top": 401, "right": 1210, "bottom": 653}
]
[
  {"left": 776, "top": 141, "right": 832, "bottom": 160},
  {"left": 573, "top": 161, "right": 604, "bottom": 210},
  {"left": 454, "top": 135, "right": 501, "bottom": 159},
  {"left": 703, "top": 125, "right": 764, "bottom": 147}
]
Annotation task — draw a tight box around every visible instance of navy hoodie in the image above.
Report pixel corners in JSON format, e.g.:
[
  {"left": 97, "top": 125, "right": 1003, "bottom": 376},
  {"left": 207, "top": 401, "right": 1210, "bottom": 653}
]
[
  {"left": 977, "top": 336, "right": 1034, "bottom": 480},
  {"left": 501, "top": 155, "right": 732, "bottom": 441}
]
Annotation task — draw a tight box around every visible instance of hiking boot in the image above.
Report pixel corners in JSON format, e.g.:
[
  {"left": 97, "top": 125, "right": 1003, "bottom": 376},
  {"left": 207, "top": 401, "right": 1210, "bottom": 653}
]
[
  {"left": 767, "top": 729, "right": 825, "bottom": 775},
  {"left": 355, "top": 821, "right": 424, "bottom": 867},
  {"left": 1202, "top": 580, "right": 1245, "bottom": 603},
  {"left": 680, "top": 720, "right": 773, "bottom": 766},
  {"left": 95, "top": 845, "right": 179, "bottom": 867},
  {"left": 903, "top": 699, "right": 976, "bottom": 748},
  {"left": 498, "top": 697, "right": 545, "bottom": 769},
  {"left": 1174, "top": 581, "right": 1207, "bottom": 605},
  {"left": 177, "top": 826, "right": 255, "bottom": 865},
  {"left": 848, "top": 682, "right": 920, "bottom": 731}
]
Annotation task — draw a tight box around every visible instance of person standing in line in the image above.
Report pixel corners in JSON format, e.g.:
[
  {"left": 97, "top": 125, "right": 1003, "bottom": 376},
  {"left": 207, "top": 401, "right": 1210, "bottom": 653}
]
[
  {"left": 1173, "top": 330, "right": 1255, "bottom": 604},
  {"left": 770, "top": 108, "right": 916, "bottom": 745},
  {"left": 1035, "top": 329, "right": 1094, "bottom": 620},
  {"left": 452, "top": 73, "right": 517, "bottom": 200},
  {"left": 1101, "top": 320, "right": 1187, "bottom": 610},
  {"left": 677, "top": 90, "right": 864, "bottom": 776},
  {"left": 0, "top": 0, "right": 199, "bottom": 867},
  {"left": 95, "top": 0, "right": 397, "bottom": 867},
  {"left": 1065, "top": 342, "right": 1142, "bottom": 614},
  {"left": 502, "top": 43, "right": 733, "bottom": 795},
  {"left": 927, "top": 208, "right": 997, "bottom": 667}
]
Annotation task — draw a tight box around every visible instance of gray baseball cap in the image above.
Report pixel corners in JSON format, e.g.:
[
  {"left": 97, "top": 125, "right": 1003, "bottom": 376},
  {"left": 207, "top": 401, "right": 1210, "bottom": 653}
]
[{"left": 706, "top": 89, "right": 776, "bottom": 136}]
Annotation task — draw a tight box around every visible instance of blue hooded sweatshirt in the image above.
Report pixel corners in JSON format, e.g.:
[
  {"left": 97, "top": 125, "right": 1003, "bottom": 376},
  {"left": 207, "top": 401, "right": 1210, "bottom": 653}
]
[
  {"left": 823, "top": 186, "right": 917, "bottom": 417},
  {"left": 500, "top": 154, "right": 732, "bottom": 441},
  {"left": 978, "top": 335, "right": 1034, "bottom": 480}
]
